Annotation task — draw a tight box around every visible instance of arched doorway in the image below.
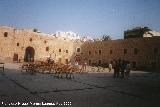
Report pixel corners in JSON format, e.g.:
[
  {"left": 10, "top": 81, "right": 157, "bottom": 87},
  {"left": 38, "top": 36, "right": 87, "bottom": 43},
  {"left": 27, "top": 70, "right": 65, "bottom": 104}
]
[{"left": 24, "top": 46, "right": 35, "bottom": 62}]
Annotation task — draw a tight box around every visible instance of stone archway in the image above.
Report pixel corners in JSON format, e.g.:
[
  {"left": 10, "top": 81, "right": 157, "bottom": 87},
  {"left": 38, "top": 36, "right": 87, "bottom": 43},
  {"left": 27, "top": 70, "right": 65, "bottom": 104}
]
[{"left": 24, "top": 46, "right": 35, "bottom": 62}]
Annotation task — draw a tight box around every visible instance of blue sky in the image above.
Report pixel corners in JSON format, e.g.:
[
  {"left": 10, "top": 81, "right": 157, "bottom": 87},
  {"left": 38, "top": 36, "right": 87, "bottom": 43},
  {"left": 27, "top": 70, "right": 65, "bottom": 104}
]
[{"left": 0, "top": 0, "right": 160, "bottom": 39}]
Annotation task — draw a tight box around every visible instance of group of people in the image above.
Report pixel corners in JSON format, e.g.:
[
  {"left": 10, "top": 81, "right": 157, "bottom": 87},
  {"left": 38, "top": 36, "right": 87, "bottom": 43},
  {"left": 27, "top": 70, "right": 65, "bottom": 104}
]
[
  {"left": 109, "top": 59, "right": 131, "bottom": 78},
  {"left": 46, "top": 57, "right": 131, "bottom": 78},
  {"left": 73, "top": 61, "right": 87, "bottom": 71}
]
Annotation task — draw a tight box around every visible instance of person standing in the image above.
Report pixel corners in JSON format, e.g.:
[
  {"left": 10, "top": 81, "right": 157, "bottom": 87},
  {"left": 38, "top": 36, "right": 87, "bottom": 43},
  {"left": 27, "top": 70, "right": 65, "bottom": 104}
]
[
  {"left": 113, "top": 60, "right": 120, "bottom": 78},
  {"left": 120, "top": 60, "right": 126, "bottom": 78},
  {"left": 84, "top": 61, "right": 87, "bottom": 71},
  {"left": 125, "top": 61, "right": 131, "bottom": 78},
  {"left": 108, "top": 61, "right": 113, "bottom": 72},
  {"left": 75, "top": 61, "right": 79, "bottom": 67}
]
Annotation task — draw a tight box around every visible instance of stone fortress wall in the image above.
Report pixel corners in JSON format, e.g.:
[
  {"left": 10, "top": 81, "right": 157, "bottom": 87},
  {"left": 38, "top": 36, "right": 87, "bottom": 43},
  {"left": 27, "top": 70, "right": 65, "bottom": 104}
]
[
  {"left": 81, "top": 38, "right": 160, "bottom": 70},
  {"left": 0, "top": 26, "right": 160, "bottom": 70},
  {"left": 0, "top": 26, "right": 77, "bottom": 64}
]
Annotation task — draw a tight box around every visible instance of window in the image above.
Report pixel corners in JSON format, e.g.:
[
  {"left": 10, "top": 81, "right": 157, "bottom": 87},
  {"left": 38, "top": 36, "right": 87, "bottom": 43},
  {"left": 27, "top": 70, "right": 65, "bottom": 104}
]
[
  {"left": 17, "top": 43, "right": 19, "bottom": 46},
  {"left": 154, "top": 48, "right": 158, "bottom": 55},
  {"left": 89, "top": 60, "right": 91, "bottom": 65},
  {"left": 65, "top": 59, "right": 68, "bottom": 64},
  {"left": 89, "top": 51, "right": 91, "bottom": 55},
  {"left": 124, "top": 49, "right": 127, "bottom": 55},
  {"left": 4, "top": 32, "right": 8, "bottom": 37},
  {"left": 98, "top": 60, "right": 102, "bottom": 65},
  {"left": 95, "top": 51, "right": 97, "bottom": 54},
  {"left": 66, "top": 50, "right": 68, "bottom": 53},
  {"left": 44, "top": 40, "right": 47, "bottom": 44},
  {"left": 46, "top": 47, "right": 49, "bottom": 51},
  {"left": 132, "top": 61, "right": 136, "bottom": 68},
  {"left": 59, "top": 49, "right": 61, "bottom": 52},
  {"left": 99, "top": 50, "right": 102, "bottom": 55},
  {"left": 110, "top": 50, "right": 112, "bottom": 54},
  {"left": 134, "top": 48, "right": 138, "bottom": 55},
  {"left": 30, "top": 38, "right": 32, "bottom": 42},
  {"left": 77, "top": 48, "right": 80, "bottom": 52}
]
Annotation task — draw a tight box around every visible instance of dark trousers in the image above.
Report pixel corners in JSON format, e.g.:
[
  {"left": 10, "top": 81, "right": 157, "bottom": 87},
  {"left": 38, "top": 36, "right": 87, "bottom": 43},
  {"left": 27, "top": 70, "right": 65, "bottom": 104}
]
[
  {"left": 121, "top": 70, "right": 125, "bottom": 78},
  {"left": 113, "top": 70, "right": 119, "bottom": 78}
]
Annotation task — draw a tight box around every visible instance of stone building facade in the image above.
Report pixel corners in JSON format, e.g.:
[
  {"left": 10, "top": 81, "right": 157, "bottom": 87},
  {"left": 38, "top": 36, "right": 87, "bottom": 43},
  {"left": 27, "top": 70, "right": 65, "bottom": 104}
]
[
  {"left": 81, "top": 37, "right": 160, "bottom": 70},
  {"left": 0, "top": 26, "right": 160, "bottom": 70},
  {"left": 0, "top": 26, "right": 77, "bottom": 64}
]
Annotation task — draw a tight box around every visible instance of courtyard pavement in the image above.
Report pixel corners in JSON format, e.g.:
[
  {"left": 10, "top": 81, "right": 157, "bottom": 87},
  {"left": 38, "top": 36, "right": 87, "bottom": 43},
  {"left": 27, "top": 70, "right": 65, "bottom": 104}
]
[{"left": 0, "top": 63, "right": 160, "bottom": 107}]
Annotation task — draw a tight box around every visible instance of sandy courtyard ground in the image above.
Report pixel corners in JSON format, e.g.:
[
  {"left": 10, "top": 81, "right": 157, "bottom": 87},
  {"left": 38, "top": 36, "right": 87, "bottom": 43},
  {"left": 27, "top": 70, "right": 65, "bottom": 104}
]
[{"left": 0, "top": 63, "right": 160, "bottom": 107}]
